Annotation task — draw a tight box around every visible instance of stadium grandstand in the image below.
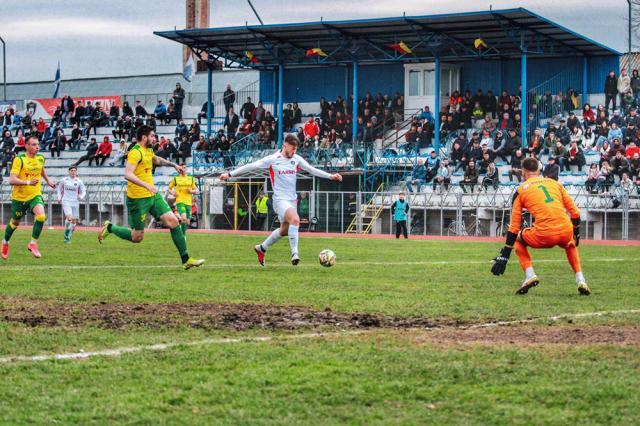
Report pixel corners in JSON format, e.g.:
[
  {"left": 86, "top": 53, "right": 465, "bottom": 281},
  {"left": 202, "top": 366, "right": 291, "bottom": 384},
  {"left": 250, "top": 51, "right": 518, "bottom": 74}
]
[{"left": 1, "top": 8, "right": 638, "bottom": 239}]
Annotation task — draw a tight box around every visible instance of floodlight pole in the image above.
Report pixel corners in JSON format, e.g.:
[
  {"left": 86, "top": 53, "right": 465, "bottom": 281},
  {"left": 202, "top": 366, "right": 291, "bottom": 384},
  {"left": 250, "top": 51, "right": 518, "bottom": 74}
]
[
  {"left": 0, "top": 36, "right": 6, "bottom": 101},
  {"left": 629, "top": 0, "right": 633, "bottom": 73}
]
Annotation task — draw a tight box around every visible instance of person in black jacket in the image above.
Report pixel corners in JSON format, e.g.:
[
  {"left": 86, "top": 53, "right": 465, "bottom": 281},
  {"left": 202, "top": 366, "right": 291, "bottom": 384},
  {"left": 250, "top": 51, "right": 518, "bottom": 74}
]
[
  {"left": 74, "top": 138, "right": 99, "bottom": 166},
  {"left": 223, "top": 84, "right": 235, "bottom": 112},
  {"left": 224, "top": 106, "right": 240, "bottom": 138},
  {"left": 604, "top": 70, "right": 618, "bottom": 112},
  {"left": 543, "top": 157, "right": 560, "bottom": 180},
  {"left": 121, "top": 101, "right": 134, "bottom": 118},
  {"left": 60, "top": 95, "right": 75, "bottom": 126},
  {"left": 134, "top": 100, "right": 148, "bottom": 118},
  {"left": 240, "top": 97, "right": 255, "bottom": 121},
  {"left": 197, "top": 101, "right": 211, "bottom": 125},
  {"left": 109, "top": 104, "right": 120, "bottom": 126}
]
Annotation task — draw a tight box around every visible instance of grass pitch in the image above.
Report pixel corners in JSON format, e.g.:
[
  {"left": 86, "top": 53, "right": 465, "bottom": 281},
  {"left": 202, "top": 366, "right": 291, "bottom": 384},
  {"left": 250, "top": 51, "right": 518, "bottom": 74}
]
[{"left": 0, "top": 230, "right": 639, "bottom": 424}]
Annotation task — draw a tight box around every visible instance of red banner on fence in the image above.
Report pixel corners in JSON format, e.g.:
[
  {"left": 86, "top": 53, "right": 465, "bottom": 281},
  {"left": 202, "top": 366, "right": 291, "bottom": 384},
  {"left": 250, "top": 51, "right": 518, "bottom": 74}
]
[{"left": 30, "top": 95, "right": 121, "bottom": 118}]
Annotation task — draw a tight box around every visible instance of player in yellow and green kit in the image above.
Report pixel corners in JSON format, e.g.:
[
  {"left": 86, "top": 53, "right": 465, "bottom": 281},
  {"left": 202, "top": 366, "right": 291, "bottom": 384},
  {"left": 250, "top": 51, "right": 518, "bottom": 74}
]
[
  {"left": 167, "top": 164, "right": 198, "bottom": 237},
  {"left": 97, "top": 125, "right": 204, "bottom": 270},
  {"left": 2, "top": 135, "right": 56, "bottom": 260}
]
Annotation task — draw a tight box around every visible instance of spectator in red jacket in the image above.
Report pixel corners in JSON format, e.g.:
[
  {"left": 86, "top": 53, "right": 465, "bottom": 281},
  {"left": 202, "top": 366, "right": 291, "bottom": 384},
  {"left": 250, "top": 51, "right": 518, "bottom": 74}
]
[
  {"left": 303, "top": 116, "right": 320, "bottom": 140},
  {"left": 582, "top": 103, "right": 596, "bottom": 126},
  {"left": 626, "top": 140, "right": 640, "bottom": 159},
  {"left": 94, "top": 136, "right": 113, "bottom": 166}
]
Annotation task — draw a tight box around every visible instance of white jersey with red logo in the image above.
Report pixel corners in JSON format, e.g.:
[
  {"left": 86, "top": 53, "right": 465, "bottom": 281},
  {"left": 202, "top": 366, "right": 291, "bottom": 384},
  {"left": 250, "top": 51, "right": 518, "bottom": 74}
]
[
  {"left": 229, "top": 151, "right": 333, "bottom": 201},
  {"left": 56, "top": 176, "right": 86, "bottom": 205}
]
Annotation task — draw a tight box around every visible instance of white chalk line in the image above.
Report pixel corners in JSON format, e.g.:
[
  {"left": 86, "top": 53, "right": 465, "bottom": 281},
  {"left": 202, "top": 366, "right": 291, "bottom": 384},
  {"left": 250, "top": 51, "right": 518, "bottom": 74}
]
[
  {"left": 0, "top": 330, "right": 368, "bottom": 364},
  {"left": 1, "top": 258, "right": 637, "bottom": 271},
  {"left": 1, "top": 309, "right": 639, "bottom": 365}
]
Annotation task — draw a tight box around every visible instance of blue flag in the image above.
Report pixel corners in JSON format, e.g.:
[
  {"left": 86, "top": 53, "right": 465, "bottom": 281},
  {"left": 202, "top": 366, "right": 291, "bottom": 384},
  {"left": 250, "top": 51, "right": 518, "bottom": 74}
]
[
  {"left": 183, "top": 54, "right": 194, "bottom": 83},
  {"left": 52, "top": 61, "right": 61, "bottom": 98}
]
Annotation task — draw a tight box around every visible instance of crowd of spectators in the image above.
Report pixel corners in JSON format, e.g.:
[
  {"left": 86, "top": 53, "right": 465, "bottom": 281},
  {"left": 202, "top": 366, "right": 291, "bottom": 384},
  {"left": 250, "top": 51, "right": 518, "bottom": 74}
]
[
  {"left": 2, "top": 72, "right": 640, "bottom": 197},
  {"left": 401, "top": 70, "right": 640, "bottom": 194}
]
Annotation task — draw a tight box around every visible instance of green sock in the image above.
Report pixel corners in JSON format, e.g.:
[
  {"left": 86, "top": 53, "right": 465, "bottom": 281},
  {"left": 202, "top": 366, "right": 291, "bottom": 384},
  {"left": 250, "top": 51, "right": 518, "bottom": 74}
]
[
  {"left": 181, "top": 222, "right": 187, "bottom": 237},
  {"left": 32, "top": 220, "right": 44, "bottom": 240},
  {"left": 4, "top": 223, "right": 17, "bottom": 242},
  {"left": 170, "top": 226, "right": 189, "bottom": 263},
  {"left": 110, "top": 224, "right": 133, "bottom": 241}
]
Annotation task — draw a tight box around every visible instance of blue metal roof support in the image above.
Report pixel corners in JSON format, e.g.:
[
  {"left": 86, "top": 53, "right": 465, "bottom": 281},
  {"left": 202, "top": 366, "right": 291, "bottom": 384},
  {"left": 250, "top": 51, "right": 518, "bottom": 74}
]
[
  {"left": 434, "top": 56, "right": 441, "bottom": 154},
  {"left": 352, "top": 61, "right": 359, "bottom": 173},
  {"left": 272, "top": 69, "right": 277, "bottom": 116},
  {"left": 207, "top": 66, "right": 213, "bottom": 138},
  {"left": 277, "top": 64, "right": 284, "bottom": 148},
  {"left": 583, "top": 56, "right": 589, "bottom": 104},
  {"left": 521, "top": 47, "right": 528, "bottom": 149}
]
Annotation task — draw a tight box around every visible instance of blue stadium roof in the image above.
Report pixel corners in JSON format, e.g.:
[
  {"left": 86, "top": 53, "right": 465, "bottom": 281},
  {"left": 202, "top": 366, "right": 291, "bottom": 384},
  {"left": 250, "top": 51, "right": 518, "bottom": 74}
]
[{"left": 155, "top": 8, "right": 620, "bottom": 70}]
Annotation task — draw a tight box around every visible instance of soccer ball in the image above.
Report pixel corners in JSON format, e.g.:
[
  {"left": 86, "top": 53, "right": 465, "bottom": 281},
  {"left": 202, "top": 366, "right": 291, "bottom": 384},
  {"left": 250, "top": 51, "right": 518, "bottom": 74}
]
[{"left": 318, "top": 249, "right": 336, "bottom": 267}]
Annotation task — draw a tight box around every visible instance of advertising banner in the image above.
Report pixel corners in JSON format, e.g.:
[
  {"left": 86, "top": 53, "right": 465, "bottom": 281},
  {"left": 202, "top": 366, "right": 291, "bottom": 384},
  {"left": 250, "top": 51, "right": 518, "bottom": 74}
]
[{"left": 28, "top": 95, "right": 121, "bottom": 119}]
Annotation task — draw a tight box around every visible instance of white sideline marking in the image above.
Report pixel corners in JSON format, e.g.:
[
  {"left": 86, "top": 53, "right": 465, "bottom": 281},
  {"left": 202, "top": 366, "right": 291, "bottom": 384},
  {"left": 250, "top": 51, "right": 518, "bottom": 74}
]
[
  {"left": 467, "top": 309, "right": 640, "bottom": 329},
  {"left": 1, "top": 309, "right": 639, "bottom": 365},
  {"left": 0, "top": 258, "right": 637, "bottom": 270}
]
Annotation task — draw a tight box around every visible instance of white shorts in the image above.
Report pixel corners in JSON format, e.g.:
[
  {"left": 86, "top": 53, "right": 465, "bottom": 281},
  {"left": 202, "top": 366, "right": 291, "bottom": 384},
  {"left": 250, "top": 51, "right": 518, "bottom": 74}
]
[
  {"left": 62, "top": 202, "right": 80, "bottom": 218},
  {"left": 273, "top": 199, "right": 297, "bottom": 222}
]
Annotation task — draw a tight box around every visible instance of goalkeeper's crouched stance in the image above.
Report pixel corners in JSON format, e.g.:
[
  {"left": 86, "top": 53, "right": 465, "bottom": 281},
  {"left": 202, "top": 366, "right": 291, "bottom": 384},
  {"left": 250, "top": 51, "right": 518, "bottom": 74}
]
[{"left": 490, "top": 157, "right": 590, "bottom": 296}]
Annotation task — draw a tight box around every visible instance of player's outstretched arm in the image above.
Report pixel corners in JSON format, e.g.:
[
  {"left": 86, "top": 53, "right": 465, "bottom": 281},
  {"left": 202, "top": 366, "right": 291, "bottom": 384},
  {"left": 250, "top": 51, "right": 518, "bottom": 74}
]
[
  {"left": 153, "top": 155, "right": 181, "bottom": 173},
  {"left": 559, "top": 184, "right": 581, "bottom": 246},
  {"left": 491, "top": 192, "right": 522, "bottom": 276},
  {"left": 298, "top": 157, "right": 342, "bottom": 181},
  {"left": 41, "top": 168, "right": 55, "bottom": 189},
  {"left": 79, "top": 180, "right": 87, "bottom": 201},
  {"left": 220, "top": 157, "right": 270, "bottom": 181}
]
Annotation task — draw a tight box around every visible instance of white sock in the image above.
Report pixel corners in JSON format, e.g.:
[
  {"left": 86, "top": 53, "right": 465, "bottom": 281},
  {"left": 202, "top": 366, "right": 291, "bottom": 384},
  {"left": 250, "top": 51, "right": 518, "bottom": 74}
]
[
  {"left": 261, "top": 229, "right": 282, "bottom": 251},
  {"left": 288, "top": 225, "right": 299, "bottom": 256},
  {"left": 69, "top": 222, "right": 75, "bottom": 236},
  {"left": 525, "top": 267, "right": 536, "bottom": 280},
  {"left": 64, "top": 220, "right": 71, "bottom": 232},
  {"left": 576, "top": 272, "right": 585, "bottom": 283}
]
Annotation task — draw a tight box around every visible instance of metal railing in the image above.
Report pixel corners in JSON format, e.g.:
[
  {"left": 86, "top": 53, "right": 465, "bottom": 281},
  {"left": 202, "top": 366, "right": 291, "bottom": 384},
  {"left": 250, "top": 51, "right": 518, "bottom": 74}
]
[
  {"left": 197, "top": 184, "right": 639, "bottom": 240},
  {"left": 121, "top": 80, "right": 260, "bottom": 119}
]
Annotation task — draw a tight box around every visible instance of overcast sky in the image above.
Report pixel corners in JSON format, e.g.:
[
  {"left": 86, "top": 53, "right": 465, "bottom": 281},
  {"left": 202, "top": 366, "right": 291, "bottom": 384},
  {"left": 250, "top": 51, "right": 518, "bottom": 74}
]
[{"left": 0, "top": 0, "right": 629, "bottom": 83}]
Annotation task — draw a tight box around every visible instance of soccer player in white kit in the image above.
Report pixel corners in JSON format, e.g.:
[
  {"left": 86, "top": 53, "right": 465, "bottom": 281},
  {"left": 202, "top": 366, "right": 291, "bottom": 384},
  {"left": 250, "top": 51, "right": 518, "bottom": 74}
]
[
  {"left": 57, "top": 165, "right": 86, "bottom": 243},
  {"left": 220, "top": 134, "right": 342, "bottom": 265}
]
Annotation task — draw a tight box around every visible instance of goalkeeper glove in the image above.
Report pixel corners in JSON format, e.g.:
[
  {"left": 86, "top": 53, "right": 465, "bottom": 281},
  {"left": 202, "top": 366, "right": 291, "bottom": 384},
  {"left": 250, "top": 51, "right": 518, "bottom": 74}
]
[
  {"left": 572, "top": 217, "right": 581, "bottom": 247},
  {"left": 491, "top": 246, "right": 512, "bottom": 276}
]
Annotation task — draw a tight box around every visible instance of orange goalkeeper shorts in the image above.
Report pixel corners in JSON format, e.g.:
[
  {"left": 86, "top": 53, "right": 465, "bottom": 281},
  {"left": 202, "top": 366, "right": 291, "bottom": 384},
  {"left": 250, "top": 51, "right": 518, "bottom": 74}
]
[{"left": 519, "top": 226, "right": 575, "bottom": 249}]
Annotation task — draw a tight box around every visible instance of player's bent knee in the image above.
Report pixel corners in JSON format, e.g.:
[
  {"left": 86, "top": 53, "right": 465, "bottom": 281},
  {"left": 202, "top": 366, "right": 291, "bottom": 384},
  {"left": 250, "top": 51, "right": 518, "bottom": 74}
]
[
  {"left": 35, "top": 214, "right": 46, "bottom": 223},
  {"left": 131, "top": 232, "right": 144, "bottom": 243}
]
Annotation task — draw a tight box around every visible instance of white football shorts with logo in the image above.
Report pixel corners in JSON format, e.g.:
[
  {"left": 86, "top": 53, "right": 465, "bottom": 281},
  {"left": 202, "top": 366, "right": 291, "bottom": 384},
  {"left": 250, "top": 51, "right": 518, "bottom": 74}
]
[
  {"left": 273, "top": 199, "right": 296, "bottom": 222},
  {"left": 62, "top": 202, "right": 80, "bottom": 218}
]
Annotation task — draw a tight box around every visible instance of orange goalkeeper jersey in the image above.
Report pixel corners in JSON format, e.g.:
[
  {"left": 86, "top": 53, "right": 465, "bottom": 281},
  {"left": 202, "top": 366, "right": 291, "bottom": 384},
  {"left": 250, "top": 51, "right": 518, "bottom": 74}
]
[{"left": 509, "top": 176, "right": 580, "bottom": 234}]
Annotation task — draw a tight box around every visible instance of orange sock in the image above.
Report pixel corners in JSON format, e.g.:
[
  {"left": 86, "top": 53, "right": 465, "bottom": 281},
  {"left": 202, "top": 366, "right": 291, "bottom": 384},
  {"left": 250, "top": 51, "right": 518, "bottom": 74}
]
[
  {"left": 514, "top": 240, "right": 532, "bottom": 271},
  {"left": 564, "top": 242, "right": 582, "bottom": 273}
]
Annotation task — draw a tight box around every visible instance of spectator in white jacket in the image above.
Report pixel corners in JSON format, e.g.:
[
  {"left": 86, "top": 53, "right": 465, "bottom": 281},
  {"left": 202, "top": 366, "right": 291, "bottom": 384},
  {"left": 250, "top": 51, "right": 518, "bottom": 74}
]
[{"left": 618, "top": 69, "right": 632, "bottom": 110}]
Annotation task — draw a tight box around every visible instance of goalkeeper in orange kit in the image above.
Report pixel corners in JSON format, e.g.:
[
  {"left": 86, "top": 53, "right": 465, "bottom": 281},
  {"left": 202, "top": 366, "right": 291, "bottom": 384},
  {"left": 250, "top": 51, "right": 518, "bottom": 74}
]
[{"left": 491, "top": 157, "right": 591, "bottom": 296}]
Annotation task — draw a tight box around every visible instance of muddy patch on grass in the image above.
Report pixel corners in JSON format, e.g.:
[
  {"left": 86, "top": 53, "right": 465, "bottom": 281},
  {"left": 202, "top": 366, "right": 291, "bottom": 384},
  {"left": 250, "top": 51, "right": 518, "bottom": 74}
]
[
  {"left": 2, "top": 297, "right": 639, "bottom": 345},
  {"left": 411, "top": 325, "right": 640, "bottom": 345},
  {"left": 0, "top": 296, "right": 447, "bottom": 330}
]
